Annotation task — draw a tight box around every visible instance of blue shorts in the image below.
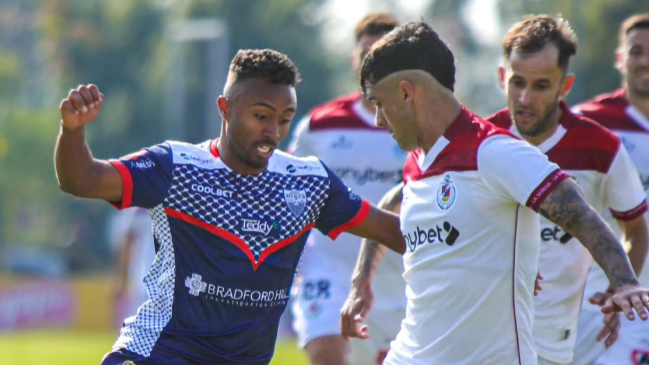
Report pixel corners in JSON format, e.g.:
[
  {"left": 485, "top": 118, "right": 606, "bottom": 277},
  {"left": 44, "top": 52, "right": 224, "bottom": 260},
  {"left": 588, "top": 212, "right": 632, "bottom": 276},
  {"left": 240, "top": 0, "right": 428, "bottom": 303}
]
[{"left": 101, "top": 349, "right": 160, "bottom": 365}]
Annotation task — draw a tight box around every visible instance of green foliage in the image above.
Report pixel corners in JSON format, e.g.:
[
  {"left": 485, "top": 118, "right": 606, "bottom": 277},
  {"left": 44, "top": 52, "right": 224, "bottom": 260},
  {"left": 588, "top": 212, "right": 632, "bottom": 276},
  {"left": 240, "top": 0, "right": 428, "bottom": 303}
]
[{"left": 182, "top": 0, "right": 336, "bottom": 121}]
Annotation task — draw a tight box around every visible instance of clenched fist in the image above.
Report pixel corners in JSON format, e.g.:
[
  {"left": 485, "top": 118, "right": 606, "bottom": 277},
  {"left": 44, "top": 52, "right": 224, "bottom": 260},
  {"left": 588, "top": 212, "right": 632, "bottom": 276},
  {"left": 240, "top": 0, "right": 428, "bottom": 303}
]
[{"left": 59, "top": 84, "right": 104, "bottom": 131}]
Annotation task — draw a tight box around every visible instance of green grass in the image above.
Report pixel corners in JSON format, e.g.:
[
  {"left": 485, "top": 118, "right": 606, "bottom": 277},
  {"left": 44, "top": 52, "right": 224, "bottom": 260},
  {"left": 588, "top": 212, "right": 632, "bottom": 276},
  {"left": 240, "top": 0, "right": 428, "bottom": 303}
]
[{"left": 0, "top": 330, "right": 307, "bottom": 364}]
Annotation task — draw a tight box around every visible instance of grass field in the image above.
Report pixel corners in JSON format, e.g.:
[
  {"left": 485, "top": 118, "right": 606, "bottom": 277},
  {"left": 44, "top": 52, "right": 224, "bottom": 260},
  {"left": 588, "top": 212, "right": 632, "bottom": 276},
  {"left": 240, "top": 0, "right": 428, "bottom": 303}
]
[{"left": 0, "top": 330, "right": 308, "bottom": 364}]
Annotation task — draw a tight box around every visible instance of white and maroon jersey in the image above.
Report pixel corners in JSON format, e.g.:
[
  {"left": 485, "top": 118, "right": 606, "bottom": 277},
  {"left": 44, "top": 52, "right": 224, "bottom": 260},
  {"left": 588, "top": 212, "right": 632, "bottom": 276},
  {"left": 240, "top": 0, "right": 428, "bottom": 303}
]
[
  {"left": 287, "top": 93, "right": 407, "bottom": 310},
  {"left": 574, "top": 89, "right": 649, "bottom": 305},
  {"left": 385, "top": 107, "right": 568, "bottom": 365},
  {"left": 489, "top": 103, "right": 647, "bottom": 364}
]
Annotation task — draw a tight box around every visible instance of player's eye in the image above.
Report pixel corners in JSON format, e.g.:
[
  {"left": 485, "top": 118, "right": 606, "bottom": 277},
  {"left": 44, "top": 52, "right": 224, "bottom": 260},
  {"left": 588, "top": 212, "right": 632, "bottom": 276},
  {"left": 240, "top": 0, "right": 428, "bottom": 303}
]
[{"left": 255, "top": 113, "right": 268, "bottom": 120}]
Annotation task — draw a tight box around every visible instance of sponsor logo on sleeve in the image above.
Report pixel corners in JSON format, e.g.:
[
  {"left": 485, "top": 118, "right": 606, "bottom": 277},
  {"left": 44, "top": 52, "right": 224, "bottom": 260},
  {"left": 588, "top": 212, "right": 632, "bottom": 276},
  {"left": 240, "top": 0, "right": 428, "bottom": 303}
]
[{"left": 130, "top": 158, "right": 155, "bottom": 170}]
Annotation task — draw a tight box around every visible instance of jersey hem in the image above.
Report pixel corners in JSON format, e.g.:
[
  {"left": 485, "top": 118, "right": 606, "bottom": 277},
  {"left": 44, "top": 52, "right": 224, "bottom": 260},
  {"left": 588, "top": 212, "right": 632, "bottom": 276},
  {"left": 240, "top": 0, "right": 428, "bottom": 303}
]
[{"left": 536, "top": 348, "right": 573, "bottom": 364}]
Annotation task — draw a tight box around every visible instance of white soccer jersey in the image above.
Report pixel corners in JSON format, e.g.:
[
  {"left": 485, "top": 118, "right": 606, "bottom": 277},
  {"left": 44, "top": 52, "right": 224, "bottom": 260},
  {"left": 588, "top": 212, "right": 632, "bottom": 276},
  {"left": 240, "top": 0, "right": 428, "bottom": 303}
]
[
  {"left": 385, "top": 107, "right": 567, "bottom": 365},
  {"left": 490, "top": 104, "right": 647, "bottom": 364},
  {"left": 574, "top": 89, "right": 649, "bottom": 304},
  {"left": 288, "top": 93, "right": 407, "bottom": 310}
]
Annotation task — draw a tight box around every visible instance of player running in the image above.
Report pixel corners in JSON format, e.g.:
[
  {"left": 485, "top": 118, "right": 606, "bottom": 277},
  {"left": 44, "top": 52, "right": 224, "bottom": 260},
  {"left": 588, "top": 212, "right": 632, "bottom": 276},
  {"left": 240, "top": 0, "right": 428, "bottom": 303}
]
[
  {"left": 54, "top": 49, "right": 404, "bottom": 365},
  {"left": 340, "top": 21, "right": 649, "bottom": 365},
  {"left": 488, "top": 14, "right": 648, "bottom": 365},
  {"left": 571, "top": 13, "right": 649, "bottom": 365},
  {"left": 287, "top": 12, "right": 406, "bottom": 365}
]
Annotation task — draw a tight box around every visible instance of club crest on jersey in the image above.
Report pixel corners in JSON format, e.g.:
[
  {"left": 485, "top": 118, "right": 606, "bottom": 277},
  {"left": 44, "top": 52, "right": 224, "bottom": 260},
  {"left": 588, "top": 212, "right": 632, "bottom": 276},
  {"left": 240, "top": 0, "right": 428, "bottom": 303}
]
[
  {"left": 436, "top": 174, "right": 457, "bottom": 211},
  {"left": 284, "top": 189, "right": 307, "bottom": 217}
]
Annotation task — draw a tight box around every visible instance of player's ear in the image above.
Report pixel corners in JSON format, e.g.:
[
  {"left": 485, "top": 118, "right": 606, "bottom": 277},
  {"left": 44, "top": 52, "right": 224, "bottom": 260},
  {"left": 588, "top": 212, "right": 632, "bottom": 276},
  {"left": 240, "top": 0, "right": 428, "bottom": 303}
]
[
  {"left": 614, "top": 48, "right": 624, "bottom": 73},
  {"left": 498, "top": 66, "right": 506, "bottom": 89},
  {"left": 560, "top": 74, "right": 575, "bottom": 98},
  {"left": 217, "top": 96, "right": 229, "bottom": 122},
  {"left": 398, "top": 80, "right": 414, "bottom": 104}
]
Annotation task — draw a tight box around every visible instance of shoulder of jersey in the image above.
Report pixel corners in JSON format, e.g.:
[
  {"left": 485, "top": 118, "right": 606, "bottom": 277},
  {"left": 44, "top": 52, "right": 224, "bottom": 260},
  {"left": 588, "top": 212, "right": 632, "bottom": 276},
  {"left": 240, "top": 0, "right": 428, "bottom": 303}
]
[
  {"left": 573, "top": 89, "right": 635, "bottom": 131},
  {"left": 164, "top": 140, "right": 222, "bottom": 168},
  {"left": 486, "top": 108, "right": 513, "bottom": 129},
  {"left": 307, "top": 93, "right": 375, "bottom": 131},
  {"left": 403, "top": 108, "right": 515, "bottom": 182},
  {"left": 268, "top": 149, "right": 328, "bottom": 177}
]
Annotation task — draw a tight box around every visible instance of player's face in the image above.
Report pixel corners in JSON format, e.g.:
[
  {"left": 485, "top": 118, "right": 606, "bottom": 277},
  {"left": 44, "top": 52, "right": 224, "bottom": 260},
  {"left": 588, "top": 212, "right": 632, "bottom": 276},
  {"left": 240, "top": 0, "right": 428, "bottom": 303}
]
[
  {"left": 618, "top": 28, "right": 649, "bottom": 97},
  {"left": 221, "top": 78, "right": 296, "bottom": 173},
  {"left": 366, "top": 81, "right": 418, "bottom": 151},
  {"left": 500, "top": 44, "right": 573, "bottom": 142}
]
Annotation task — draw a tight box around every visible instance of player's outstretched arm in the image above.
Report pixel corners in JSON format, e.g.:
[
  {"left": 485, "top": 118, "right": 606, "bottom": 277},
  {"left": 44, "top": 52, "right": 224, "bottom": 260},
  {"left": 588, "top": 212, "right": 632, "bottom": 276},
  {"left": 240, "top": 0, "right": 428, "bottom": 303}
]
[
  {"left": 346, "top": 184, "right": 405, "bottom": 255},
  {"left": 341, "top": 183, "right": 403, "bottom": 340},
  {"left": 55, "top": 84, "right": 123, "bottom": 202},
  {"left": 538, "top": 177, "right": 649, "bottom": 321}
]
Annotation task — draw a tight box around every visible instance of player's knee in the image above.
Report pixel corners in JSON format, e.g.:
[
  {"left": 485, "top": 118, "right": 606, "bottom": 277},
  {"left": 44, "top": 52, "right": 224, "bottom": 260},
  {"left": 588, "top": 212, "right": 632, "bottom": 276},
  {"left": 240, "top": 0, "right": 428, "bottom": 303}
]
[{"left": 305, "top": 335, "right": 349, "bottom": 365}]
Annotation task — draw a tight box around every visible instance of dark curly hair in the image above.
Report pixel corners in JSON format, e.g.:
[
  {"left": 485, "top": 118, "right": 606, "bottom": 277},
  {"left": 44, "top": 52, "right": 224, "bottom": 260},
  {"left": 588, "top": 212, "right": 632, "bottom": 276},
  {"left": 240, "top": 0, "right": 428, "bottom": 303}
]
[
  {"left": 229, "top": 49, "right": 301, "bottom": 86},
  {"left": 503, "top": 15, "right": 577, "bottom": 72},
  {"left": 360, "top": 22, "right": 455, "bottom": 93}
]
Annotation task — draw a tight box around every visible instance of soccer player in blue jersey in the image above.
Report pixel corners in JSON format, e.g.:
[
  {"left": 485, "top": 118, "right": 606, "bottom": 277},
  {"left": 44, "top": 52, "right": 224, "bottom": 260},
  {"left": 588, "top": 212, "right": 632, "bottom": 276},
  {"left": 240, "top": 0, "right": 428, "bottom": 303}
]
[{"left": 55, "top": 49, "right": 404, "bottom": 365}]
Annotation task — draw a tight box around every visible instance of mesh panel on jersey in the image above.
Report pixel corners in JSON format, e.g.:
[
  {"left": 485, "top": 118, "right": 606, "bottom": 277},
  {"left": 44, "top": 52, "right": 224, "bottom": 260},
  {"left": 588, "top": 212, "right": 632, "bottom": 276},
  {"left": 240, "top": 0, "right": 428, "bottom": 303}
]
[
  {"left": 165, "top": 165, "right": 330, "bottom": 261},
  {"left": 113, "top": 205, "right": 175, "bottom": 357}
]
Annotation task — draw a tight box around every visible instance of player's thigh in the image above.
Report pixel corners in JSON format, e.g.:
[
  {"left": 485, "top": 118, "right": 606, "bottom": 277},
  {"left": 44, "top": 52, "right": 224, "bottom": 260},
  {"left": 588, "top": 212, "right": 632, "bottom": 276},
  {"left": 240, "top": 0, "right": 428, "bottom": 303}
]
[
  {"left": 596, "top": 320, "right": 649, "bottom": 365},
  {"left": 570, "top": 310, "right": 607, "bottom": 365},
  {"left": 348, "top": 308, "right": 404, "bottom": 365},
  {"left": 291, "top": 275, "right": 349, "bottom": 348},
  {"left": 304, "top": 334, "right": 349, "bottom": 365}
]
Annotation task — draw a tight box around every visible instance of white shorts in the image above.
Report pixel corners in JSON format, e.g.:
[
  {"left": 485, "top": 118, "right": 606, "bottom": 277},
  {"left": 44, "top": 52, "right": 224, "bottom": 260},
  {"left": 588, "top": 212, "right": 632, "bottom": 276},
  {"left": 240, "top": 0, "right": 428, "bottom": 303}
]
[
  {"left": 570, "top": 309, "right": 607, "bottom": 365},
  {"left": 291, "top": 275, "right": 403, "bottom": 364},
  {"left": 596, "top": 319, "right": 649, "bottom": 365}
]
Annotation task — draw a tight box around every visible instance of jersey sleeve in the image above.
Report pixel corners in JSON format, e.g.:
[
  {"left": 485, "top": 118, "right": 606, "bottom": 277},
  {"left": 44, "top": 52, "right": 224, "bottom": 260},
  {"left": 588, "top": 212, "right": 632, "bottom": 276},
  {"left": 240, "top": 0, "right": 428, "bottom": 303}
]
[
  {"left": 477, "top": 135, "right": 569, "bottom": 211},
  {"left": 286, "top": 115, "right": 313, "bottom": 156},
  {"left": 603, "top": 144, "right": 648, "bottom": 220},
  {"left": 315, "top": 163, "right": 371, "bottom": 240},
  {"left": 107, "top": 142, "right": 175, "bottom": 210}
]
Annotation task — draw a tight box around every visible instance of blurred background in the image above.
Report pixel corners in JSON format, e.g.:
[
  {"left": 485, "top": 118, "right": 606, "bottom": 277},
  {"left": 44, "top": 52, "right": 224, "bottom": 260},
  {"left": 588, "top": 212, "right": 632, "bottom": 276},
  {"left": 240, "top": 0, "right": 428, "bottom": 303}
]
[{"left": 0, "top": 0, "right": 645, "bottom": 363}]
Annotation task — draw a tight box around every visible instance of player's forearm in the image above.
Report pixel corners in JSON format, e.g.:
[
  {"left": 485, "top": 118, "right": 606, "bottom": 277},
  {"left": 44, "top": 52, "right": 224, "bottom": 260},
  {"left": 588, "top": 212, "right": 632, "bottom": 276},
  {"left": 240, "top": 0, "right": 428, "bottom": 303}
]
[
  {"left": 625, "top": 223, "right": 648, "bottom": 277},
  {"left": 539, "top": 179, "right": 639, "bottom": 288},
  {"left": 352, "top": 239, "right": 387, "bottom": 286},
  {"left": 55, "top": 125, "right": 102, "bottom": 196}
]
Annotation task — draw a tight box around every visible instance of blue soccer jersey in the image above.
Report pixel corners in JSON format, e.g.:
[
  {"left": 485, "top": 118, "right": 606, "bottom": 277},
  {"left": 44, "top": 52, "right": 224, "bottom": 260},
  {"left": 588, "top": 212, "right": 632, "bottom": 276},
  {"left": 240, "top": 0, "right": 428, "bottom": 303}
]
[{"left": 104, "top": 139, "right": 369, "bottom": 365}]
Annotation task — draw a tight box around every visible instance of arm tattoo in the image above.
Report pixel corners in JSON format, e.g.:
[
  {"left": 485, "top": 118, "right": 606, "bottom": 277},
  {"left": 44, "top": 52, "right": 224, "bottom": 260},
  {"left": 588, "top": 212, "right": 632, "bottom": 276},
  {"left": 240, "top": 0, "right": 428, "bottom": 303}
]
[
  {"left": 539, "top": 178, "right": 638, "bottom": 288},
  {"left": 354, "top": 183, "right": 403, "bottom": 283}
]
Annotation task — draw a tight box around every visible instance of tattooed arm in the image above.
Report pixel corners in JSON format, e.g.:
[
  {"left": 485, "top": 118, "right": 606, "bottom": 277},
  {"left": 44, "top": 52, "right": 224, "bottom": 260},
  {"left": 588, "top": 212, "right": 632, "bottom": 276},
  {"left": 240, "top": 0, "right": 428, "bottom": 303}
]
[
  {"left": 539, "top": 177, "right": 649, "bottom": 320},
  {"left": 340, "top": 182, "right": 403, "bottom": 340}
]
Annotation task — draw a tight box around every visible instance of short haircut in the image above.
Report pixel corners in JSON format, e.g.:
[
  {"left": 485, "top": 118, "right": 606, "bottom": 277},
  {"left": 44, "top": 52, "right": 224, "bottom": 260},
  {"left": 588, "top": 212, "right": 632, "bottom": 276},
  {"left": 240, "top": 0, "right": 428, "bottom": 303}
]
[
  {"left": 228, "top": 49, "right": 301, "bottom": 86},
  {"left": 619, "top": 13, "right": 649, "bottom": 45},
  {"left": 354, "top": 12, "right": 399, "bottom": 43},
  {"left": 359, "top": 22, "right": 456, "bottom": 93},
  {"left": 503, "top": 14, "right": 577, "bottom": 71}
]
